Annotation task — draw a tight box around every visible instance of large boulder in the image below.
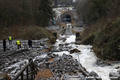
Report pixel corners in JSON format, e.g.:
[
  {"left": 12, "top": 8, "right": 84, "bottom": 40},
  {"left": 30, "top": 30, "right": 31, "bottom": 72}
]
[
  {"left": 109, "top": 72, "right": 119, "bottom": 77},
  {"left": 117, "top": 70, "right": 120, "bottom": 74},
  {"left": 118, "top": 76, "right": 120, "bottom": 80},
  {"left": 115, "top": 66, "right": 120, "bottom": 69},
  {"left": 70, "top": 49, "right": 81, "bottom": 54},
  {"left": 96, "top": 60, "right": 111, "bottom": 66},
  {"left": 89, "top": 71, "right": 99, "bottom": 77}
]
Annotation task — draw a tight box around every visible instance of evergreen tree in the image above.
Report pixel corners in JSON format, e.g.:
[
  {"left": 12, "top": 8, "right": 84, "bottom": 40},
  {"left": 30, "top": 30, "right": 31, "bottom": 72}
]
[
  {"left": 39, "top": 0, "right": 53, "bottom": 27},
  {"left": 76, "top": 0, "right": 114, "bottom": 24}
]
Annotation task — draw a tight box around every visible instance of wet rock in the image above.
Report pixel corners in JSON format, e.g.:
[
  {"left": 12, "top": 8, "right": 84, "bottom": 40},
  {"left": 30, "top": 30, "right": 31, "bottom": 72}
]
[
  {"left": 96, "top": 60, "right": 111, "bottom": 66},
  {"left": 49, "top": 54, "right": 86, "bottom": 79},
  {"left": 52, "top": 46, "right": 61, "bottom": 52},
  {"left": 70, "top": 48, "right": 81, "bottom": 54},
  {"left": 117, "top": 70, "right": 120, "bottom": 74},
  {"left": 89, "top": 71, "right": 99, "bottom": 77},
  {"left": 106, "top": 62, "right": 112, "bottom": 66},
  {"left": 78, "top": 73, "right": 85, "bottom": 79},
  {"left": 96, "top": 60, "right": 104, "bottom": 66},
  {"left": 64, "top": 43, "right": 69, "bottom": 46},
  {"left": 115, "top": 66, "right": 120, "bottom": 69},
  {"left": 63, "top": 38, "right": 66, "bottom": 42},
  {"left": 118, "top": 76, "right": 120, "bottom": 80},
  {"left": 109, "top": 72, "right": 119, "bottom": 77}
]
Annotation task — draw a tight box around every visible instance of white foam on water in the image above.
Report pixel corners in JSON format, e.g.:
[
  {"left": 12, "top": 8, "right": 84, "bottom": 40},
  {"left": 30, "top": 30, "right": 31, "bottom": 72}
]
[
  {"left": 33, "top": 54, "right": 47, "bottom": 61},
  {"left": 65, "top": 35, "right": 76, "bottom": 43},
  {"left": 54, "top": 35, "right": 120, "bottom": 80},
  {"left": 70, "top": 44, "right": 120, "bottom": 80}
]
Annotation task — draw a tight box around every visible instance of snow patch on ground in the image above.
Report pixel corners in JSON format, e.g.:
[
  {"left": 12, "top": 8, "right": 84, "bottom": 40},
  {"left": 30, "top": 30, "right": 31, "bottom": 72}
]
[
  {"left": 53, "top": 51, "right": 70, "bottom": 56},
  {"left": 33, "top": 54, "right": 47, "bottom": 61},
  {"left": 6, "top": 59, "right": 28, "bottom": 77},
  {"left": 54, "top": 39, "right": 64, "bottom": 47},
  {"left": 65, "top": 35, "right": 76, "bottom": 43}
]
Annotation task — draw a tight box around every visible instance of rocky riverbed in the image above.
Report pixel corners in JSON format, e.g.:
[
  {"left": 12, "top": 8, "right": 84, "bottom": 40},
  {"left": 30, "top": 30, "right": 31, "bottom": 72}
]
[
  {"left": 54, "top": 35, "right": 120, "bottom": 80},
  {"left": 0, "top": 34, "right": 120, "bottom": 80}
]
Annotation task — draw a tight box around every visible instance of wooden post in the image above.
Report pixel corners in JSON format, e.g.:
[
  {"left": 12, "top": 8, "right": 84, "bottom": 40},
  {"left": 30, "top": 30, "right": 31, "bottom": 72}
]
[
  {"left": 26, "top": 66, "right": 28, "bottom": 80},
  {"left": 13, "top": 58, "right": 38, "bottom": 80},
  {"left": 29, "top": 58, "right": 34, "bottom": 80},
  {"left": 53, "top": 33, "right": 57, "bottom": 38},
  {"left": 76, "top": 32, "right": 80, "bottom": 37},
  {"left": 21, "top": 72, "right": 23, "bottom": 80}
]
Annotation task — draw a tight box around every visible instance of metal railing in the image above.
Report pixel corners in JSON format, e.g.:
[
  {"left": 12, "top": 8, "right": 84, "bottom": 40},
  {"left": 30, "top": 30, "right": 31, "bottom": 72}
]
[{"left": 13, "top": 59, "right": 38, "bottom": 80}]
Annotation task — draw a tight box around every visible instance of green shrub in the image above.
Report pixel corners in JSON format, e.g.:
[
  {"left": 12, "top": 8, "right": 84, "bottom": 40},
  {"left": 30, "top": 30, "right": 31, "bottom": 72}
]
[
  {"left": 93, "top": 18, "right": 120, "bottom": 60},
  {"left": 81, "top": 17, "right": 120, "bottom": 60},
  {"left": 0, "top": 26, "right": 56, "bottom": 44}
]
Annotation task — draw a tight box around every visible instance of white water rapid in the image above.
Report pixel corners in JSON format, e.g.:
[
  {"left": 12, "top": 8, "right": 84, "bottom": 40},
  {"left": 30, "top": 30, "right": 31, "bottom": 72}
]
[{"left": 53, "top": 35, "right": 120, "bottom": 80}]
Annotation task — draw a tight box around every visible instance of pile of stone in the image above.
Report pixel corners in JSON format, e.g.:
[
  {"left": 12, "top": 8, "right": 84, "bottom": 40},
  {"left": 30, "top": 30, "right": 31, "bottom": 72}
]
[
  {"left": 49, "top": 54, "right": 87, "bottom": 79},
  {"left": 52, "top": 43, "right": 72, "bottom": 52},
  {"left": 34, "top": 53, "right": 58, "bottom": 70},
  {"left": 109, "top": 72, "right": 120, "bottom": 80}
]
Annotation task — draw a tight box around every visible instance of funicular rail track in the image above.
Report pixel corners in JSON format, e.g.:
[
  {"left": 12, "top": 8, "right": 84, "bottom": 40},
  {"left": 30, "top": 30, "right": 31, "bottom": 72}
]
[
  {"left": 63, "top": 63, "right": 119, "bottom": 80},
  {"left": 13, "top": 59, "right": 38, "bottom": 80},
  {"left": 13, "top": 57, "right": 119, "bottom": 80}
]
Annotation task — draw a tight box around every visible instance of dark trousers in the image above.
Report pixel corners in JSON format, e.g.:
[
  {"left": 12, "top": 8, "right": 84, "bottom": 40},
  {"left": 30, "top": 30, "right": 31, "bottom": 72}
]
[
  {"left": 29, "top": 44, "right": 32, "bottom": 48},
  {"left": 17, "top": 45, "right": 21, "bottom": 49},
  {"left": 9, "top": 40, "right": 12, "bottom": 44},
  {"left": 3, "top": 46, "right": 6, "bottom": 52}
]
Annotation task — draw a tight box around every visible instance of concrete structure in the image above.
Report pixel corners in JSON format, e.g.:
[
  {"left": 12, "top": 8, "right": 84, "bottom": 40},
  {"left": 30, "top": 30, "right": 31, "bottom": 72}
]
[{"left": 61, "top": 10, "right": 76, "bottom": 23}]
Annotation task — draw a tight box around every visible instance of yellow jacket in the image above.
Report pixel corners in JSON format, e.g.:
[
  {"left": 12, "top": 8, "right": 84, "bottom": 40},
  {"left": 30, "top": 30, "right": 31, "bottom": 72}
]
[
  {"left": 16, "top": 40, "right": 21, "bottom": 45},
  {"left": 8, "top": 36, "right": 12, "bottom": 40}
]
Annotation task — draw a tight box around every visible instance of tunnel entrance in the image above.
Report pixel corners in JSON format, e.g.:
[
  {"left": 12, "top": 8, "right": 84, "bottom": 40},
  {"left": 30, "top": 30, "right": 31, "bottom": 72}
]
[{"left": 62, "top": 14, "right": 71, "bottom": 23}]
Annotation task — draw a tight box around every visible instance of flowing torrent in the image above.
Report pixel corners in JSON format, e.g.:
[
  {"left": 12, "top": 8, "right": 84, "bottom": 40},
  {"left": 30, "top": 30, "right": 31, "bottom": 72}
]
[{"left": 53, "top": 34, "right": 120, "bottom": 80}]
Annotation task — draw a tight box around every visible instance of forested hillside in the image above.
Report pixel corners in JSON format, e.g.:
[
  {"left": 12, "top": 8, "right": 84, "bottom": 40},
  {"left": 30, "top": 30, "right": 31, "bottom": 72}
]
[
  {"left": 0, "top": 0, "right": 53, "bottom": 27},
  {"left": 76, "top": 0, "right": 120, "bottom": 60},
  {"left": 0, "top": 0, "right": 54, "bottom": 40}
]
